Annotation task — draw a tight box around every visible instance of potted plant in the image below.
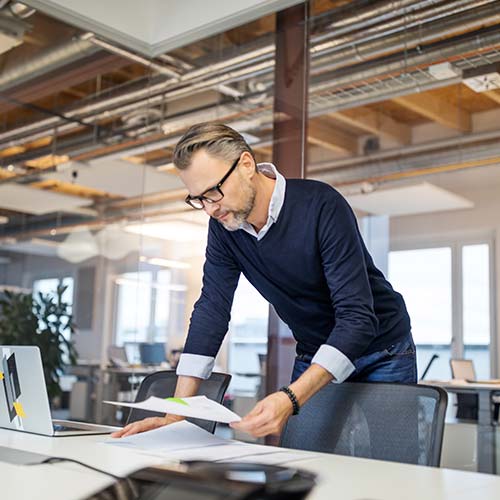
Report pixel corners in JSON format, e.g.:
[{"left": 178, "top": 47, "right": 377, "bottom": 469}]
[{"left": 0, "top": 284, "right": 78, "bottom": 402}]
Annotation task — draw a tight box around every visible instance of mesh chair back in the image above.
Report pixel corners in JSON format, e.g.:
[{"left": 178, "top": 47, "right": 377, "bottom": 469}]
[
  {"left": 280, "top": 382, "right": 447, "bottom": 467},
  {"left": 126, "top": 370, "right": 231, "bottom": 433}
]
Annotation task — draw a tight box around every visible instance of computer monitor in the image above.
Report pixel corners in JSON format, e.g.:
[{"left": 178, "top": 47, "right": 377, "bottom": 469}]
[
  {"left": 124, "top": 342, "right": 142, "bottom": 365},
  {"left": 139, "top": 343, "right": 167, "bottom": 366},
  {"left": 107, "top": 345, "right": 129, "bottom": 367}
]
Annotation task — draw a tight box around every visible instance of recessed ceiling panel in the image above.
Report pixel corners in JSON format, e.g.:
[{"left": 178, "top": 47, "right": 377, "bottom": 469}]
[
  {"left": 347, "top": 182, "right": 474, "bottom": 217},
  {"left": 23, "top": 0, "right": 302, "bottom": 56},
  {"left": 0, "top": 184, "right": 93, "bottom": 215},
  {"left": 45, "top": 159, "right": 185, "bottom": 197}
]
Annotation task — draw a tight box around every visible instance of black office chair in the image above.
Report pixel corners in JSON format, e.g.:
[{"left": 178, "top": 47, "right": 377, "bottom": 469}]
[
  {"left": 280, "top": 382, "right": 447, "bottom": 467},
  {"left": 126, "top": 370, "right": 232, "bottom": 433},
  {"left": 449, "top": 358, "right": 500, "bottom": 421},
  {"left": 450, "top": 359, "right": 478, "bottom": 420}
]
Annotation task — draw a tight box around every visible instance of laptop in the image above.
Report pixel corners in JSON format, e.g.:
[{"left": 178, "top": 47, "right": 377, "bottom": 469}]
[
  {"left": 450, "top": 358, "right": 500, "bottom": 385},
  {"left": 0, "top": 345, "right": 120, "bottom": 436}
]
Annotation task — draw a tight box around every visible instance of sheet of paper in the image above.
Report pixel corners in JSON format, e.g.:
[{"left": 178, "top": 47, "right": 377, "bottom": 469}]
[
  {"left": 106, "top": 422, "right": 315, "bottom": 467},
  {"left": 164, "top": 442, "right": 312, "bottom": 464},
  {"left": 104, "top": 420, "right": 231, "bottom": 452},
  {"left": 103, "top": 395, "right": 241, "bottom": 423}
]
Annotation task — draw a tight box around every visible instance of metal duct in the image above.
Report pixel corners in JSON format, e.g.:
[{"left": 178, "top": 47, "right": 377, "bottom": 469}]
[
  {"left": 312, "top": 0, "right": 496, "bottom": 56},
  {"left": 311, "top": 142, "right": 500, "bottom": 186},
  {"left": 0, "top": 38, "right": 98, "bottom": 91},
  {"left": 1, "top": 1, "right": 500, "bottom": 152},
  {"left": 311, "top": 1, "right": 500, "bottom": 72}
]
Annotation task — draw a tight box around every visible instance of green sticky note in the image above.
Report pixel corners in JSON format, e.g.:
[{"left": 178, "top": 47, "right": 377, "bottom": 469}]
[{"left": 165, "top": 397, "right": 189, "bottom": 406}]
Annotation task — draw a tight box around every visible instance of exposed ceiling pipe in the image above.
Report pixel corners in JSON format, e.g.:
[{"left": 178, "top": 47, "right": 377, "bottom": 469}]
[
  {"left": 1, "top": 2, "right": 500, "bottom": 152},
  {"left": 81, "top": 33, "right": 180, "bottom": 79},
  {"left": 312, "top": 0, "right": 496, "bottom": 56},
  {"left": 81, "top": 33, "right": 244, "bottom": 100},
  {"left": 0, "top": 38, "right": 98, "bottom": 91},
  {"left": 312, "top": 1, "right": 500, "bottom": 72},
  {"left": 312, "top": 145, "right": 500, "bottom": 187},
  {"left": 309, "top": 128, "right": 500, "bottom": 173},
  {"left": 0, "top": 1, "right": 472, "bottom": 143},
  {"left": 311, "top": 25, "right": 500, "bottom": 94},
  {"left": 320, "top": 0, "right": 443, "bottom": 35},
  {"left": 5, "top": 21, "right": 499, "bottom": 153}
]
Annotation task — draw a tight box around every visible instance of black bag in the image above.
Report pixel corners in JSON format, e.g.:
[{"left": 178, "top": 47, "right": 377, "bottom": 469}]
[{"left": 89, "top": 461, "right": 316, "bottom": 500}]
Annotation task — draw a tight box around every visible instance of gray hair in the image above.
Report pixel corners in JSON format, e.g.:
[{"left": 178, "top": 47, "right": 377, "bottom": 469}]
[{"left": 173, "top": 122, "right": 256, "bottom": 170}]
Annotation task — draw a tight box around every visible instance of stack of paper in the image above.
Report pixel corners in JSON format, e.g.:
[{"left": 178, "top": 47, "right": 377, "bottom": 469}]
[
  {"left": 106, "top": 421, "right": 312, "bottom": 466},
  {"left": 107, "top": 421, "right": 230, "bottom": 452}
]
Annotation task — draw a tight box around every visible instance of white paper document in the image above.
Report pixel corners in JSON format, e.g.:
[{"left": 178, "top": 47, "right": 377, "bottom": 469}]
[
  {"left": 106, "top": 421, "right": 312, "bottom": 466},
  {"left": 105, "top": 421, "right": 230, "bottom": 452},
  {"left": 166, "top": 443, "right": 314, "bottom": 465},
  {"left": 103, "top": 395, "right": 241, "bottom": 423}
]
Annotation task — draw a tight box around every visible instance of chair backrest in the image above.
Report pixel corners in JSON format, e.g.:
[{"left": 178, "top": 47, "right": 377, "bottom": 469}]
[
  {"left": 126, "top": 370, "right": 231, "bottom": 433},
  {"left": 450, "top": 359, "right": 476, "bottom": 380},
  {"left": 280, "top": 382, "right": 447, "bottom": 467}
]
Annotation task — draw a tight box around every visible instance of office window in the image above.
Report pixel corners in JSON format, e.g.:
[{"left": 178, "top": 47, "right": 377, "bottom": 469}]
[
  {"left": 114, "top": 269, "right": 186, "bottom": 346},
  {"left": 389, "top": 242, "right": 493, "bottom": 380},
  {"left": 388, "top": 247, "right": 452, "bottom": 380},
  {"left": 228, "top": 276, "right": 269, "bottom": 396},
  {"left": 463, "top": 244, "right": 490, "bottom": 378}
]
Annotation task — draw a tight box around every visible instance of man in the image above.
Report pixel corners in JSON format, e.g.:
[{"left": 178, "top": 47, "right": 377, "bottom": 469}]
[{"left": 112, "top": 122, "right": 416, "bottom": 439}]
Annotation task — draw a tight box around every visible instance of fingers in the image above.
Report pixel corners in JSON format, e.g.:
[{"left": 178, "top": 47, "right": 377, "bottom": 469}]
[
  {"left": 229, "top": 392, "right": 292, "bottom": 438},
  {"left": 110, "top": 417, "right": 166, "bottom": 438}
]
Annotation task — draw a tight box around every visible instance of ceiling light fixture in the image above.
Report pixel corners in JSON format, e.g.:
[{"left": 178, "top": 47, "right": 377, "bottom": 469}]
[
  {"left": 139, "top": 256, "right": 191, "bottom": 269},
  {"left": 125, "top": 220, "right": 207, "bottom": 242}
]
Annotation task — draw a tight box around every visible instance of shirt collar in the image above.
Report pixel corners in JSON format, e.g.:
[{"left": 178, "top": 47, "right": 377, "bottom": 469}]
[{"left": 238, "top": 162, "right": 286, "bottom": 238}]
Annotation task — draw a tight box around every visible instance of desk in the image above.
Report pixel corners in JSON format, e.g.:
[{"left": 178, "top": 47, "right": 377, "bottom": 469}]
[
  {"left": 96, "top": 366, "right": 163, "bottom": 424},
  {"left": 2, "top": 428, "right": 500, "bottom": 500},
  {"left": 427, "top": 380, "right": 500, "bottom": 474}
]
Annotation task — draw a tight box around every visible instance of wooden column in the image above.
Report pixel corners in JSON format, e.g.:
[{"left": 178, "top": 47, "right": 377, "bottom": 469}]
[{"left": 265, "top": 2, "right": 309, "bottom": 443}]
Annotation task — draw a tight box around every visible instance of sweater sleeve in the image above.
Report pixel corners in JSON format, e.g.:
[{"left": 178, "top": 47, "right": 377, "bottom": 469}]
[
  {"left": 311, "top": 192, "right": 379, "bottom": 382},
  {"left": 177, "top": 220, "right": 241, "bottom": 379}
]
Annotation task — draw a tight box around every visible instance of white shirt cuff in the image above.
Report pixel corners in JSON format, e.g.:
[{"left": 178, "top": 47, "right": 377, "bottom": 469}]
[
  {"left": 311, "top": 344, "right": 355, "bottom": 383},
  {"left": 176, "top": 353, "right": 215, "bottom": 379}
]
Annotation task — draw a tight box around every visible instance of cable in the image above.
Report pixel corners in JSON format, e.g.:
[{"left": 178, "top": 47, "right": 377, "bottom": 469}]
[
  {"left": 28, "top": 457, "right": 140, "bottom": 499},
  {"left": 28, "top": 456, "right": 124, "bottom": 481}
]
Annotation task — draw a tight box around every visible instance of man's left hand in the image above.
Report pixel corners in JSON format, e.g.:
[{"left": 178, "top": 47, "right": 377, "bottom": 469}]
[{"left": 229, "top": 391, "right": 293, "bottom": 438}]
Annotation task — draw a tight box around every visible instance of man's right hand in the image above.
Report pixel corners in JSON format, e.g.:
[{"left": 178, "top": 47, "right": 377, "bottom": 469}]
[{"left": 111, "top": 414, "right": 184, "bottom": 438}]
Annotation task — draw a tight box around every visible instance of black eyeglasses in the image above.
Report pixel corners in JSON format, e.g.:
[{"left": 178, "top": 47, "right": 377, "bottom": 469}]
[{"left": 185, "top": 156, "right": 241, "bottom": 210}]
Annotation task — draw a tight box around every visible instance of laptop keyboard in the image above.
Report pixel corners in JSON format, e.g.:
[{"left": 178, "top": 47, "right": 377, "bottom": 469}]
[{"left": 53, "top": 423, "right": 86, "bottom": 432}]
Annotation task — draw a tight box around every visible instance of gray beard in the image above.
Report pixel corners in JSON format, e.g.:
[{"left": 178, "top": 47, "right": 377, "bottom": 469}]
[{"left": 218, "top": 185, "right": 256, "bottom": 232}]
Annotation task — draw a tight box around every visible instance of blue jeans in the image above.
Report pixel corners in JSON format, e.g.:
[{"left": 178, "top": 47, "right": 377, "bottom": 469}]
[{"left": 291, "top": 336, "right": 417, "bottom": 383}]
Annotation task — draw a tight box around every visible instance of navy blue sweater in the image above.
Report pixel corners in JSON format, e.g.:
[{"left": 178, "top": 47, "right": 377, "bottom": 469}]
[{"left": 185, "top": 179, "right": 411, "bottom": 363}]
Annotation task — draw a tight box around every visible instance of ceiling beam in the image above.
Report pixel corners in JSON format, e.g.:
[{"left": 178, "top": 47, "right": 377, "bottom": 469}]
[
  {"left": 308, "top": 118, "right": 358, "bottom": 154},
  {"left": 483, "top": 90, "right": 500, "bottom": 105},
  {"left": 330, "top": 108, "right": 411, "bottom": 145},
  {"left": 392, "top": 93, "right": 471, "bottom": 132},
  {"left": 0, "top": 52, "right": 130, "bottom": 114}
]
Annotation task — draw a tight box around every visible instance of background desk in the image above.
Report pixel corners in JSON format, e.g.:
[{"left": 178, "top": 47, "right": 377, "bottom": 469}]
[
  {"left": 427, "top": 380, "right": 500, "bottom": 474},
  {"left": 2, "top": 428, "right": 500, "bottom": 500}
]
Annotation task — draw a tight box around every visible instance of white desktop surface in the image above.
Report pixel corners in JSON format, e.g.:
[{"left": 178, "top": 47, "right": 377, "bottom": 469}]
[{"left": 2, "top": 428, "right": 500, "bottom": 500}]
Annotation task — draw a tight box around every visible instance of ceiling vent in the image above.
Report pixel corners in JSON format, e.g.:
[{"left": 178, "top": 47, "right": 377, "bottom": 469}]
[{"left": 462, "top": 63, "right": 500, "bottom": 92}]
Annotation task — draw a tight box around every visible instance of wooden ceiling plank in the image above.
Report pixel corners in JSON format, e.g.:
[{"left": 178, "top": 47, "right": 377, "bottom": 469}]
[
  {"left": 330, "top": 108, "right": 411, "bottom": 145},
  {"left": 392, "top": 93, "right": 471, "bottom": 132},
  {"left": 308, "top": 118, "right": 358, "bottom": 154},
  {"left": 483, "top": 90, "right": 500, "bottom": 106}
]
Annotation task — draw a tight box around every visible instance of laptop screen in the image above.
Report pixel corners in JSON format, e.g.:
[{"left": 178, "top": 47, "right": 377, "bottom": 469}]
[{"left": 0, "top": 346, "right": 54, "bottom": 435}]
